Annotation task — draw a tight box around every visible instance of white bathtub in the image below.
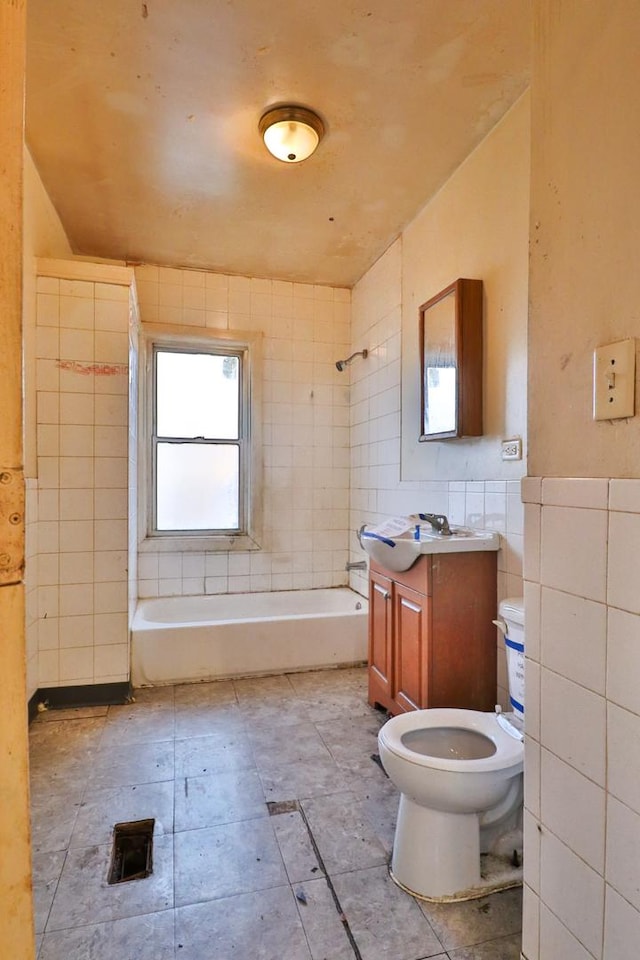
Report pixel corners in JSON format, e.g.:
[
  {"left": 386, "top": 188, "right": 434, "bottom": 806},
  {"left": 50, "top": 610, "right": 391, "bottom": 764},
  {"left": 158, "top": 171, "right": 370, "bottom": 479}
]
[{"left": 131, "top": 587, "right": 368, "bottom": 686}]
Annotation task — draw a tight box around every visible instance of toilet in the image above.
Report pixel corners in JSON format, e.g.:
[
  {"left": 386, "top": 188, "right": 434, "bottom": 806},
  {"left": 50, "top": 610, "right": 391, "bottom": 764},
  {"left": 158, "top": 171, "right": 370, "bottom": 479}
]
[{"left": 378, "top": 597, "right": 525, "bottom": 902}]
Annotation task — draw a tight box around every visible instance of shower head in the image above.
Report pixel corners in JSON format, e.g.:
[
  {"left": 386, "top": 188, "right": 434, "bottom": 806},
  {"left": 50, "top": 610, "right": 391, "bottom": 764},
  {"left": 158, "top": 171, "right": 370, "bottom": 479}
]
[{"left": 335, "top": 349, "right": 368, "bottom": 372}]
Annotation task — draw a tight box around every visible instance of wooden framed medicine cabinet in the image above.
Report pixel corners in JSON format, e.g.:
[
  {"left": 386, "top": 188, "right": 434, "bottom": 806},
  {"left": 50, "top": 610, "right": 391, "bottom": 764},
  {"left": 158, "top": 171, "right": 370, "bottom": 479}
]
[{"left": 419, "top": 278, "right": 483, "bottom": 441}]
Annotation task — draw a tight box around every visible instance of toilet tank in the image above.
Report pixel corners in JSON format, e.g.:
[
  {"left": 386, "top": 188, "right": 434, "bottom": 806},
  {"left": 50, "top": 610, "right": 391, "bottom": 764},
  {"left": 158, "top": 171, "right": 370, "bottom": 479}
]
[{"left": 498, "top": 597, "right": 525, "bottom": 724}]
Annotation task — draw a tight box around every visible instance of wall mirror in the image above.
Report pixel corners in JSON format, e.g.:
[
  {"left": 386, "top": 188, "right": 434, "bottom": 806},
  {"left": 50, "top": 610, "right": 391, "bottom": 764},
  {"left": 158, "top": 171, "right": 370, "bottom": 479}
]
[{"left": 419, "top": 277, "right": 483, "bottom": 441}]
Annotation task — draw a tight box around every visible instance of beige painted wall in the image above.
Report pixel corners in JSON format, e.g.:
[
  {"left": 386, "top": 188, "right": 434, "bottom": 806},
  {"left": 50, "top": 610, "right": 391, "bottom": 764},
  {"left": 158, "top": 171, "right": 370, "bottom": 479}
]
[
  {"left": 522, "top": 3, "right": 640, "bottom": 956},
  {"left": 401, "top": 91, "right": 530, "bottom": 482},
  {"left": 24, "top": 148, "right": 73, "bottom": 262},
  {"left": 529, "top": 0, "right": 640, "bottom": 478},
  {"left": 23, "top": 148, "right": 72, "bottom": 479}
]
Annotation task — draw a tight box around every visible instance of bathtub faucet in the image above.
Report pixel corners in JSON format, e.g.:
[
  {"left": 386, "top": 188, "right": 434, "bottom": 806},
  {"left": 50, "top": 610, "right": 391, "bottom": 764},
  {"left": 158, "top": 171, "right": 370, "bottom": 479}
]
[
  {"left": 345, "top": 560, "right": 367, "bottom": 571},
  {"left": 419, "top": 513, "right": 452, "bottom": 536}
]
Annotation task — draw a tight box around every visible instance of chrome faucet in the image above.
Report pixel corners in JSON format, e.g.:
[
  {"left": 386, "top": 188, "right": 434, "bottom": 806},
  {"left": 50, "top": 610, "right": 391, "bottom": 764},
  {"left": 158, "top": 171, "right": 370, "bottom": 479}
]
[
  {"left": 419, "top": 513, "right": 452, "bottom": 536},
  {"left": 346, "top": 560, "right": 367, "bottom": 571}
]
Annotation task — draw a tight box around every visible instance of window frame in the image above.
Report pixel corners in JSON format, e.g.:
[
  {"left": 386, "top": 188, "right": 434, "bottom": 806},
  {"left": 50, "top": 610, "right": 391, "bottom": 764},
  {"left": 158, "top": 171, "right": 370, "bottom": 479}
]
[
  {"left": 138, "top": 323, "right": 263, "bottom": 553},
  {"left": 152, "top": 343, "right": 246, "bottom": 535}
]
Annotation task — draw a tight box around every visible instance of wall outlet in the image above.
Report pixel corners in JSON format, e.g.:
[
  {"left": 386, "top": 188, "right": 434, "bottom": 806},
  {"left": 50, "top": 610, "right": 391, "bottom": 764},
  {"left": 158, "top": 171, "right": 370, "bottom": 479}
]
[{"left": 501, "top": 438, "right": 522, "bottom": 461}]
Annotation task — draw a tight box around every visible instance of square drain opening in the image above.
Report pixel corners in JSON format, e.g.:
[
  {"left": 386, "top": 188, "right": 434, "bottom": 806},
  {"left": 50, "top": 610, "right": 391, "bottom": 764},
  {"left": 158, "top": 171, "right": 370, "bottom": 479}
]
[
  {"left": 107, "top": 819, "right": 155, "bottom": 884},
  {"left": 267, "top": 800, "right": 300, "bottom": 816}
]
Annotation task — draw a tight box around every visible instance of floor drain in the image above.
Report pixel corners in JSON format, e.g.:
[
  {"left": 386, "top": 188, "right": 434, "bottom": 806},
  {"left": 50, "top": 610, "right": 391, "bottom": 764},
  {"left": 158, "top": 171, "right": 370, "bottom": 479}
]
[
  {"left": 107, "top": 819, "right": 155, "bottom": 884},
  {"left": 267, "top": 800, "right": 300, "bottom": 816}
]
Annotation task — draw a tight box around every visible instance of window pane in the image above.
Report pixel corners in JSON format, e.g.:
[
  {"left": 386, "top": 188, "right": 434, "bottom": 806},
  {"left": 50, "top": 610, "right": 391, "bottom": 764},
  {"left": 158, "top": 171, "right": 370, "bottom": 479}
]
[
  {"left": 156, "top": 443, "right": 239, "bottom": 530},
  {"left": 156, "top": 351, "right": 239, "bottom": 439}
]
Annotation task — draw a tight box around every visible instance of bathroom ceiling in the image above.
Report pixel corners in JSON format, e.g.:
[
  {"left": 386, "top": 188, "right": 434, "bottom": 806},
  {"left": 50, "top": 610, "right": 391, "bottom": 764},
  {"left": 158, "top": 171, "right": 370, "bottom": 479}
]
[{"left": 25, "top": 0, "right": 531, "bottom": 288}]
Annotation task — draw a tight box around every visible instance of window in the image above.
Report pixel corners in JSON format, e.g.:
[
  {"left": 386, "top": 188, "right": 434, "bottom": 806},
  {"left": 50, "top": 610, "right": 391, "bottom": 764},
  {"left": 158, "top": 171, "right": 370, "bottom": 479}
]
[
  {"left": 153, "top": 345, "right": 245, "bottom": 533},
  {"left": 139, "top": 325, "right": 262, "bottom": 551}
]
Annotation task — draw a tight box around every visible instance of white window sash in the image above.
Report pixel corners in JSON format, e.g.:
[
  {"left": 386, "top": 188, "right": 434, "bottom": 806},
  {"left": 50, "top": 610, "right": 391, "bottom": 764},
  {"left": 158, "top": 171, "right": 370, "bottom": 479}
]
[{"left": 137, "top": 322, "right": 263, "bottom": 553}]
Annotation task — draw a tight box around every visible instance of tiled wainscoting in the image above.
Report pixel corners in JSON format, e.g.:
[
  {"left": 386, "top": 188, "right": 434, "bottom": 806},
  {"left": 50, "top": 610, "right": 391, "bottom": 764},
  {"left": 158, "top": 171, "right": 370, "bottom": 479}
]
[
  {"left": 33, "top": 264, "right": 135, "bottom": 689},
  {"left": 522, "top": 477, "right": 640, "bottom": 959}
]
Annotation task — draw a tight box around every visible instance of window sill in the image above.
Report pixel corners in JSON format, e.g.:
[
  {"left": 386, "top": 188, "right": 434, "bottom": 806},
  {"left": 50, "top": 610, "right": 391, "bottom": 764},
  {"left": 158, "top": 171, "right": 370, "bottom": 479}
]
[{"left": 138, "top": 533, "right": 262, "bottom": 553}]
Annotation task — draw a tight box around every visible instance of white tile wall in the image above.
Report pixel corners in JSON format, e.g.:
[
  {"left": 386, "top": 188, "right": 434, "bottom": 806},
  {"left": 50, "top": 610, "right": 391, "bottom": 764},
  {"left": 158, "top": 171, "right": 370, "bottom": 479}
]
[
  {"left": 607, "top": 511, "right": 640, "bottom": 614},
  {"left": 607, "top": 703, "right": 640, "bottom": 814},
  {"left": 523, "top": 476, "right": 640, "bottom": 959},
  {"left": 540, "top": 505, "right": 608, "bottom": 602},
  {"left": 606, "top": 797, "right": 640, "bottom": 912},
  {"left": 521, "top": 885, "right": 540, "bottom": 960},
  {"left": 134, "top": 265, "right": 351, "bottom": 598},
  {"left": 607, "top": 607, "right": 640, "bottom": 714},
  {"left": 33, "top": 272, "right": 132, "bottom": 688},
  {"left": 541, "top": 670, "right": 607, "bottom": 783},
  {"left": 604, "top": 886, "right": 640, "bottom": 960},
  {"left": 349, "top": 240, "right": 524, "bottom": 706},
  {"left": 541, "top": 587, "right": 606, "bottom": 694},
  {"left": 538, "top": 903, "right": 595, "bottom": 960},
  {"left": 540, "top": 748, "right": 605, "bottom": 873},
  {"left": 540, "top": 828, "right": 604, "bottom": 956},
  {"left": 523, "top": 809, "right": 541, "bottom": 894}
]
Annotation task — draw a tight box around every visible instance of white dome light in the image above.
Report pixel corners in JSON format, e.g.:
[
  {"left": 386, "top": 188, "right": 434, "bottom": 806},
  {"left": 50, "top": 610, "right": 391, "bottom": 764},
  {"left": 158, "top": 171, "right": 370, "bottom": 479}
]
[{"left": 259, "top": 106, "right": 325, "bottom": 163}]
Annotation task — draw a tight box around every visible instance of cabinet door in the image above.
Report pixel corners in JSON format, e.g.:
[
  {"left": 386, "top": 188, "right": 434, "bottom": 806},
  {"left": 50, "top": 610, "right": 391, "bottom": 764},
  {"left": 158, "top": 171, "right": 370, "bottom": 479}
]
[
  {"left": 368, "top": 570, "right": 393, "bottom": 709},
  {"left": 393, "top": 583, "right": 429, "bottom": 713}
]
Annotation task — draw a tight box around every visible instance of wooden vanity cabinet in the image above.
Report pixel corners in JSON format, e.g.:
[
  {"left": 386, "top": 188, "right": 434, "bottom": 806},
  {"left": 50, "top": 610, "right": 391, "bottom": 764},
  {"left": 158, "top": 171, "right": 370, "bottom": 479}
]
[
  {"left": 367, "top": 551, "right": 497, "bottom": 716},
  {"left": 369, "top": 568, "right": 394, "bottom": 708}
]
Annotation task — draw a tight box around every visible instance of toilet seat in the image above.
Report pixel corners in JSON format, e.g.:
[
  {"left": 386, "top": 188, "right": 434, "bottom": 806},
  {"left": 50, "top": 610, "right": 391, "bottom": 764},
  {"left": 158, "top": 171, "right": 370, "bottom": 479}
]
[{"left": 379, "top": 708, "right": 524, "bottom": 775}]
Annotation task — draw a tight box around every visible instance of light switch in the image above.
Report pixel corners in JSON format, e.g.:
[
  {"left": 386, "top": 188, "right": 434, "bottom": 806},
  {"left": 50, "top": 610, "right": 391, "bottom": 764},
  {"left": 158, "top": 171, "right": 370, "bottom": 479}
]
[{"left": 593, "top": 339, "right": 636, "bottom": 421}]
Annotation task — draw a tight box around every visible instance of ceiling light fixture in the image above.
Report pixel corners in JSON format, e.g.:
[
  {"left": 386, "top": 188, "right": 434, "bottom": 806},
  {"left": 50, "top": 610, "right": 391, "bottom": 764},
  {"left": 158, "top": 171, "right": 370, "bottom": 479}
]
[{"left": 259, "top": 105, "right": 325, "bottom": 163}]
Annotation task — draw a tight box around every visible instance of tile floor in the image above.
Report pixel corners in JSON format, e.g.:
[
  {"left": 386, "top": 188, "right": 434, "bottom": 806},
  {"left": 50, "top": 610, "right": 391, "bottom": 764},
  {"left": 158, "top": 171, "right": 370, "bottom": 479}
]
[{"left": 30, "top": 667, "right": 522, "bottom": 959}]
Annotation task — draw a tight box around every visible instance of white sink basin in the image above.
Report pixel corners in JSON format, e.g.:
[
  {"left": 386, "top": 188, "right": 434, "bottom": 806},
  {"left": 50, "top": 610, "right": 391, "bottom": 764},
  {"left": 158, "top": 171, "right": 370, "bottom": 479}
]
[{"left": 361, "top": 527, "right": 500, "bottom": 572}]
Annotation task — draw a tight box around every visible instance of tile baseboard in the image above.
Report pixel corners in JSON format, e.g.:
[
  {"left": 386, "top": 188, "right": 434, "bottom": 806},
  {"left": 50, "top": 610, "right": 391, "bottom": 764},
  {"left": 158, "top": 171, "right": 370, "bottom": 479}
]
[{"left": 28, "top": 681, "right": 131, "bottom": 723}]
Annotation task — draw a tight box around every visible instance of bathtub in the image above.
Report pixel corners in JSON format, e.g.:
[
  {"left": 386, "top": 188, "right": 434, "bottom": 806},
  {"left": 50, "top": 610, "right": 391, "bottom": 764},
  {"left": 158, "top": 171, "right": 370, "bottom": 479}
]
[{"left": 131, "top": 587, "right": 369, "bottom": 686}]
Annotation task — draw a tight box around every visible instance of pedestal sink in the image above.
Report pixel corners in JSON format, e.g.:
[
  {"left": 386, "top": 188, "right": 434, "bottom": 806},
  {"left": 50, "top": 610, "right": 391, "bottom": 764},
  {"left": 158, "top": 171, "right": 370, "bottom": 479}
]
[{"left": 360, "top": 526, "right": 500, "bottom": 572}]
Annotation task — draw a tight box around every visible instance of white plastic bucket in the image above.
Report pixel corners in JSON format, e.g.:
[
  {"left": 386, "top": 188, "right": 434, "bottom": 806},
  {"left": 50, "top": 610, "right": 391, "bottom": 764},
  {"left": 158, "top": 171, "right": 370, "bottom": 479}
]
[{"left": 495, "top": 597, "right": 525, "bottom": 721}]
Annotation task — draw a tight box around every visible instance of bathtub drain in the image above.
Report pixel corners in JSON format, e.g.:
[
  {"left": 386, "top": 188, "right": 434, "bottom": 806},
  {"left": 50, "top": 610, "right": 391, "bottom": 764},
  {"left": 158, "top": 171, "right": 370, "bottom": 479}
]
[{"left": 107, "top": 819, "right": 155, "bottom": 884}]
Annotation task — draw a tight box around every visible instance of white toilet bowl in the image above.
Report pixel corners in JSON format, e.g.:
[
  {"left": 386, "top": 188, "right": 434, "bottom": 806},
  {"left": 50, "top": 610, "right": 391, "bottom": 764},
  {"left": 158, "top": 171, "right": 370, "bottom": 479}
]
[{"left": 379, "top": 706, "right": 524, "bottom": 900}]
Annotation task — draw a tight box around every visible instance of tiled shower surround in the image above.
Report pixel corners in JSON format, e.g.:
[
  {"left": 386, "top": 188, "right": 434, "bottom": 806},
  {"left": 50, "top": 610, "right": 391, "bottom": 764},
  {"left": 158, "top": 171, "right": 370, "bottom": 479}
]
[
  {"left": 134, "top": 265, "right": 352, "bottom": 599},
  {"left": 521, "top": 477, "right": 640, "bottom": 959},
  {"left": 29, "top": 261, "right": 353, "bottom": 692}
]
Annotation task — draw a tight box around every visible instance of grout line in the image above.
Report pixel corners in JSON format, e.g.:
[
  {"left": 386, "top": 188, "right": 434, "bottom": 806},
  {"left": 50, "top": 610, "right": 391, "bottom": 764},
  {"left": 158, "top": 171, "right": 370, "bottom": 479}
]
[
  {"left": 296, "top": 802, "right": 364, "bottom": 960},
  {"left": 172, "top": 734, "right": 177, "bottom": 913},
  {"left": 39, "top": 847, "right": 69, "bottom": 942}
]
